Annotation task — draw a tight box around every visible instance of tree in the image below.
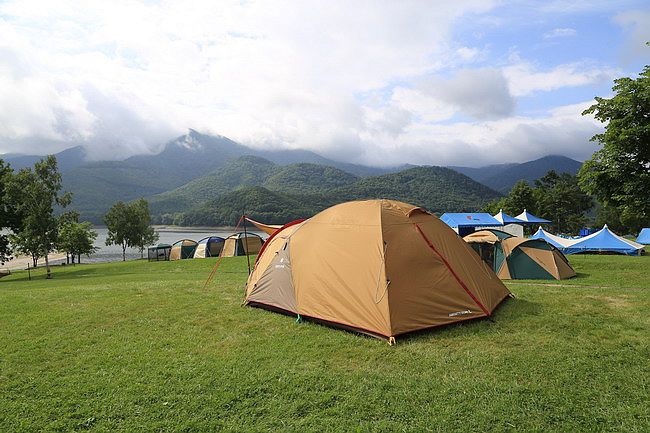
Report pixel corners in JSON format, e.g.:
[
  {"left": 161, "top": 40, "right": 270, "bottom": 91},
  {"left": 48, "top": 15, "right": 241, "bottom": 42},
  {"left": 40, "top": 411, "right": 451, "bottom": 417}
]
[
  {"left": 502, "top": 180, "right": 537, "bottom": 215},
  {"left": 104, "top": 202, "right": 133, "bottom": 261},
  {"left": 5, "top": 156, "right": 71, "bottom": 278},
  {"left": 534, "top": 171, "right": 593, "bottom": 234},
  {"left": 131, "top": 199, "right": 159, "bottom": 259},
  {"left": 579, "top": 64, "right": 650, "bottom": 232},
  {"left": 58, "top": 211, "right": 98, "bottom": 264},
  {"left": 104, "top": 199, "right": 158, "bottom": 261},
  {"left": 0, "top": 159, "right": 20, "bottom": 264},
  {"left": 482, "top": 181, "right": 535, "bottom": 216}
]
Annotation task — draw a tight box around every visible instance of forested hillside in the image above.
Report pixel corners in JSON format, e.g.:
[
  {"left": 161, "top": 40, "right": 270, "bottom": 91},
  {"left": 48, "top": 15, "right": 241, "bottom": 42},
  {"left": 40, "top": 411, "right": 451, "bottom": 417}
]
[{"left": 160, "top": 163, "right": 502, "bottom": 226}]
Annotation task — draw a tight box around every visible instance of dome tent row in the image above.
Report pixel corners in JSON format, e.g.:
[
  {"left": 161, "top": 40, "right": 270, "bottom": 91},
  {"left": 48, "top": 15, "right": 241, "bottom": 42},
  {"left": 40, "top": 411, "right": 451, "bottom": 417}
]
[{"left": 244, "top": 199, "right": 511, "bottom": 341}]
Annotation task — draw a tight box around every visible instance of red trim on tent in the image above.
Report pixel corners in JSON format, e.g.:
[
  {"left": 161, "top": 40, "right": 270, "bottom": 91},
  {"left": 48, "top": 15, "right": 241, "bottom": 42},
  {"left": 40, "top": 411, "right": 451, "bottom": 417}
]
[
  {"left": 413, "top": 223, "right": 490, "bottom": 316},
  {"left": 254, "top": 219, "right": 306, "bottom": 265}
]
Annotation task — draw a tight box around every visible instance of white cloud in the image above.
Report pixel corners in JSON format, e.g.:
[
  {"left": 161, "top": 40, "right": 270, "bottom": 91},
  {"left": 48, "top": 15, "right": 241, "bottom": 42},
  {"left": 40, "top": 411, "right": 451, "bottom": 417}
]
[
  {"left": 614, "top": 10, "right": 650, "bottom": 62},
  {"left": 0, "top": 0, "right": 623, "bottom": 167},
  {"left": 543, "top": 28, "right": 577, "bottom": 39},
  {"left": 420, "top": 68, "right": 515, "bottom": 119},
  {"left": 354, "top": 100, "right": 601, "bottom": 167},
  {"left": 0, "top": 0, "right": 499, "bottom": 159},
  {"left": 504, "top": 62, "right": 619, "bottom": 97}
]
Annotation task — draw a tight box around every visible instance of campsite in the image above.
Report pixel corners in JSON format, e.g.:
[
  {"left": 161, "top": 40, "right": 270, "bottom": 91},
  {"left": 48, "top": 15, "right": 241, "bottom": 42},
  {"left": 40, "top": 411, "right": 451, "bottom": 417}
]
[
  {"left": 1, "top": 1, "right": 649, "bottom": 432},
  {"left": 1, "top": 253, "right": 648, "bottom": 431}
]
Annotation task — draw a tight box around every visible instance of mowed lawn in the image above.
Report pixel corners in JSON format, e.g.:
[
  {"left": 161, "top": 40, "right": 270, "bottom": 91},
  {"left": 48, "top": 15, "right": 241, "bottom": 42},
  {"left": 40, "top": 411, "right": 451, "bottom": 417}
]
[{"left": 0, "top": 255, "right": 648, "bottom": 432}]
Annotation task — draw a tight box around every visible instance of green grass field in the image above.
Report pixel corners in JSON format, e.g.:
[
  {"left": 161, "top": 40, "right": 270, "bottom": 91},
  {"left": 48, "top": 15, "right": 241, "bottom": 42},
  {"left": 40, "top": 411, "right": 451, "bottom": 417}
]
[{"left": 1, "top": 255, "right": 648, "bottom": 432}]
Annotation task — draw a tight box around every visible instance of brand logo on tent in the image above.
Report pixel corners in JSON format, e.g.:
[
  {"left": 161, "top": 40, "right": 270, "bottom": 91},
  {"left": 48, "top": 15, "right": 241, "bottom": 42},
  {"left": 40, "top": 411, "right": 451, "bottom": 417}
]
[{"left": 448, "top": 310, "right": 472, "bottom": 317}]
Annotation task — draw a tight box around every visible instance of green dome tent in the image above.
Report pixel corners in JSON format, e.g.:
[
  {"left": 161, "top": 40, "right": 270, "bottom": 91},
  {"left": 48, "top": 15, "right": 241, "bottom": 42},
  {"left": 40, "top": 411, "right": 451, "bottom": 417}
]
[{"left": 464, "top": 229, "right": 576, "bottom": 280}]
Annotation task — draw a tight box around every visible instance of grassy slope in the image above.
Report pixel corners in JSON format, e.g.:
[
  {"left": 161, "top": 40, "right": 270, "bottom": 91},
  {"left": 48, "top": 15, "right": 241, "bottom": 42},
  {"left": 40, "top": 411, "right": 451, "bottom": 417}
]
[{"left": 0, "top": 255, "right": 648, "bottom": 432}]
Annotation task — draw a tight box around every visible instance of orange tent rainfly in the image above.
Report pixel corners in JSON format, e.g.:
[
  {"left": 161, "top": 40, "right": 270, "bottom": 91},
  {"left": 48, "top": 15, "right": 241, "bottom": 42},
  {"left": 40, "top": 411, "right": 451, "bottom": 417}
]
[
  {"left": 244, "top": 217, "right": 283, "bottom": 236},
  {"left": 244, "top": 199, "right": 511, "bottom": 342}
]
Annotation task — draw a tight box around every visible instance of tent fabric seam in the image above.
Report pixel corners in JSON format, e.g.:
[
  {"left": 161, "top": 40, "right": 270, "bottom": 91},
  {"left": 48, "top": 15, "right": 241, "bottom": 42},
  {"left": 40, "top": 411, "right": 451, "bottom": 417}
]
[{"left": 413, "top": 223, "right": 490, "bottom": 316}]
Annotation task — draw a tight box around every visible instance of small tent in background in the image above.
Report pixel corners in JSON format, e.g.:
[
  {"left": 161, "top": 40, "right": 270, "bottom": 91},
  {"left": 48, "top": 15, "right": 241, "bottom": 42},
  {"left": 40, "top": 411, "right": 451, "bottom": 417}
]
[
  {"left": 221, "top": 232, "right": 264, "bottom": 257},
  {"left": 637, "top": 228, "right": 650, "bottom": 245},
  {"left": 245, "top": 199, "right": 510, "bottom": 342},
  {"left": 562, "top": 225, "right": 644, "bottom": 256},
  {"left": 530, "top": 227, "right": 576, "bottom": 250},
  {"left": 169, "top": 239, "right": 198, "bottom": 261},
  {"left": 514, "top": 209, "right": 551, "bottom": 225},
  {"left": 464, "top": 229, "right": 576, "bottom": 280},
  {"left": 193, "top": 236, "right": 225, "bottom": 258},
  {"left": 147, "top": 244, "right": 171, "bottom": 262}
]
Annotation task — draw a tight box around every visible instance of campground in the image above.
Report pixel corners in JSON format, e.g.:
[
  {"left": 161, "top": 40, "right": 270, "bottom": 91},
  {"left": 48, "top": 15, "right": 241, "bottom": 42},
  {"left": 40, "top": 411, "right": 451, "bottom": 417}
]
[{"left": 0, "top": 255, "right": 648, "bottom": 432}]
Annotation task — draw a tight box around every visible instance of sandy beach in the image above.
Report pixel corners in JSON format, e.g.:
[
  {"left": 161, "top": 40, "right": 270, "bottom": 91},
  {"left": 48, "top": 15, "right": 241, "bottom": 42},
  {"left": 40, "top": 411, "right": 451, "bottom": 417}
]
[{"left": 0, "top": 252, "right": 67, "bottom": 271}]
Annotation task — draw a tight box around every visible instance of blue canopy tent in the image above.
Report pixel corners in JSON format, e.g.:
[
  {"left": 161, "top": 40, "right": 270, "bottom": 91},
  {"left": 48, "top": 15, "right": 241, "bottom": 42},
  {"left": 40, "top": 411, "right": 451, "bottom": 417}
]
[
  {"left": 636, "top": 228, "right": 650, "bottom": 244},
  {"left": 514, "top": 209, "right": 551, "bottom": 225},
  {"left": 530, "top": 227, "right": 575, "bottom": 250},
  {"left": 440, "top": 213, "right": 502, "bottom": 236},
  {"left": 492, "top": 209, "right": 523, "bottom": 225},
  {"left": 562, "top": 225, "right": 644, "bottom": 256}
]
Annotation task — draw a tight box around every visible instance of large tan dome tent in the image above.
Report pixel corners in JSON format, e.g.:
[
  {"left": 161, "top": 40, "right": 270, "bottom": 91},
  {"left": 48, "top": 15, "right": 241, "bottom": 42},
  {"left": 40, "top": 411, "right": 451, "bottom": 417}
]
[{"left": 244, "top": 199, "right": 511, "bottom": 342}]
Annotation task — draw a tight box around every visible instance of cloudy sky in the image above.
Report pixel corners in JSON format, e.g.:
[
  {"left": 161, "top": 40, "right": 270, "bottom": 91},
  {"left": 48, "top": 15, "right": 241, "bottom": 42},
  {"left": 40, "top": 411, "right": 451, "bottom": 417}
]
[{"left": 0, "top": 0, "right": 648, "bottom": 166}]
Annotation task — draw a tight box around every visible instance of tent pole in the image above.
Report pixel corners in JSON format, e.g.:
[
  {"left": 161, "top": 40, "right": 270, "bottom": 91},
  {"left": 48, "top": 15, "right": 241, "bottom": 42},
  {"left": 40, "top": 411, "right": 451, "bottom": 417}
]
[{"left": 242, "top": 211, "right": 252, "bottom": 275}]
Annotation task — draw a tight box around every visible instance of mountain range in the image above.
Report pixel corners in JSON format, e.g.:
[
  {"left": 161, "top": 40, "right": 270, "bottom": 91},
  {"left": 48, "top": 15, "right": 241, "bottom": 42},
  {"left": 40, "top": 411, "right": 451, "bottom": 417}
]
[
  {"left": 449, "top": 155, "right": 582, "bottom": 193},
  {"left": 2, "top": 130, "right": 583, "bottom": 224}
]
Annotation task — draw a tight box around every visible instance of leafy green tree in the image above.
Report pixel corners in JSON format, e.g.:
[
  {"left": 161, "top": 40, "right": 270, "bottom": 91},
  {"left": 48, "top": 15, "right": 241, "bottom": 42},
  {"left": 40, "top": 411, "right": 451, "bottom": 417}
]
[
  {"left": 58, "top": 211, "right": 98, "bottom": 264},
  {"left": 131, "top": 199, "right": 159, "bottom": 259},
  {"left": 579, "top": 65, "right": 650, "bottom": 232},
  {"left": 104, "top": 202, "right": 133, "bottom": 261},
  {"left": 534, "top": 171, "right": 593, "bottom": 234},
  {"left": 502, "top": 180, "right": 537, "bottom": 215},
  {"left": 9, "top": 230, "right": 43, "bottom": 268},
  {"left": 5, "top": 156, "right": 71, "bottom": 278},
  {"left": 104, "top": 199, "right": 158, "bottom": 261},
  {"left": 0, "top": 159, "right": 20, "bottom": 264},
  {"left": 481, "top": 198, "right": 507, "bottom": 215}
]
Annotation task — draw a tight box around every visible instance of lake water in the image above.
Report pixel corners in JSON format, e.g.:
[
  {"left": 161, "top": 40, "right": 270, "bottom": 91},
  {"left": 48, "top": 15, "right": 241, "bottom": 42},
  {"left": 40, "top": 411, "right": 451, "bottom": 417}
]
[{"left": 72, "top": 226, "right": 266, "bottom": 264}]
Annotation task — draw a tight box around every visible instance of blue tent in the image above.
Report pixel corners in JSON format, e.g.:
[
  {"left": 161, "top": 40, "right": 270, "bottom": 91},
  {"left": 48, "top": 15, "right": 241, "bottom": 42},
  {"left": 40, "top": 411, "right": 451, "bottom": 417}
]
[
  {"left": 563, "top": 225, "right": 644, "bottom": 256},
  {"left": 530, "top": 227, "right": 575, "bottom": 250},
  {"left": 440, "top": 213, "right": 502, "bottom": 236},
  {"left": 514, "top": 209, "right": 551, "bottom": 224},
  {"left": 493, "top": 209, "right": 523, "bottom": 225},
  {"left": 636, "top": 228, "right": 650, "bottom": 244},
  {"left": 193, "top": 236, "right": 226, "bottom": 258}
]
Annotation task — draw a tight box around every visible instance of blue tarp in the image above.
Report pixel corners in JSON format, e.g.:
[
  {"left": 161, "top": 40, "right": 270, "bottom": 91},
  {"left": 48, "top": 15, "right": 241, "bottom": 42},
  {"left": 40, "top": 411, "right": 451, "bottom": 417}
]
[
  {"left": 440, "top": 213, "right": 502, "bottom": 228},
  {"left": 636, "top": 228, "right": 650, "bottom": 244},
  {"left": 493, "top": 209, "right": 523, "bottom": 224},
  {"left": 563, "top": 225, "right": 644, "bottom": 256},
  {"left": 514, "top": 209, "right": 551, "bottom": 224}
]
